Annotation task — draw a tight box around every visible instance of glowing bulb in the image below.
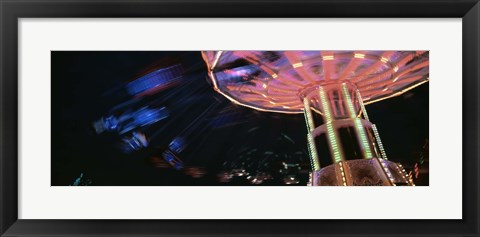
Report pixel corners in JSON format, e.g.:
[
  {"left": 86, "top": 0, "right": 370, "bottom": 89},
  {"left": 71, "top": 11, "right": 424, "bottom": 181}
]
[
  {"left": 354, "top": 53, "right": 365, "bottom": 59},
  {"left": 322, "top": 55, "right": 334, "bottom": 61},
  {"left": 292, "top": 62, "right": 303, "bottom": 68}
]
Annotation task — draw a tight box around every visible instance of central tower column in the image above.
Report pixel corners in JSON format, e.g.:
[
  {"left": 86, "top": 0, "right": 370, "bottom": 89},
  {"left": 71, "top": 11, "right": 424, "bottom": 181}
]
[{"left": 302, "top": 81, "right": 413, "bottom": 186}]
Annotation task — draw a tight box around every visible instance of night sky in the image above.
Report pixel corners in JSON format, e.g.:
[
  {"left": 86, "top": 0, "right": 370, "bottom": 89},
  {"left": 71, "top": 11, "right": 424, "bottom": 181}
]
[{"left": 51, "top": 51, "right": 429, "bottom": 186}]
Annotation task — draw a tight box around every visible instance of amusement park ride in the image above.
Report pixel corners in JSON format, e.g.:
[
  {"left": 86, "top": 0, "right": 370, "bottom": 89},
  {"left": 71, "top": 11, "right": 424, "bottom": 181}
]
[{"left": 202, "top": 51, "right": 429, "bottom": 186}]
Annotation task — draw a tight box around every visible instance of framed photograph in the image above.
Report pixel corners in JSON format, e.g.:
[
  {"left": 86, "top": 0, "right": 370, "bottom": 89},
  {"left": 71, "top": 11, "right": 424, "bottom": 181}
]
[{"left": 1, "top": 0, "right": 479, "bottom": 236}]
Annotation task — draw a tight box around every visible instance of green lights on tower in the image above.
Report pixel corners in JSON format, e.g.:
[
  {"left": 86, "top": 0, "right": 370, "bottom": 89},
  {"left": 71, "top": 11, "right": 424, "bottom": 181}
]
[
  {"left": 356, "top": 89, "right": 388, "bottom": 160},
  {"left": 319, "top": 87, "right": 344, "bottom": 163},
  {"left": 342, "top": 84, "right": 373, "bottom": 159},
  {"left": 303, "top": 97, "right": 320, "bottom": 171}
]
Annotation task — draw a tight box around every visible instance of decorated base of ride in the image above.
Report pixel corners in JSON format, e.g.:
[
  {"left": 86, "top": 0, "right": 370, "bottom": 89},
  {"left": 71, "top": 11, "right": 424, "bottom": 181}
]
[{"left": 313, "top": 159, "right": 411, "bottom": 186}]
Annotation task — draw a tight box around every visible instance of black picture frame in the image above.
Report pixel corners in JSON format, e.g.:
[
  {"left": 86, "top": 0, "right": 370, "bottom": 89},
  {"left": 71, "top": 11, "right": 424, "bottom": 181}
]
[{"left": 1, "top": 0, "right": 479, "bottom": 236}]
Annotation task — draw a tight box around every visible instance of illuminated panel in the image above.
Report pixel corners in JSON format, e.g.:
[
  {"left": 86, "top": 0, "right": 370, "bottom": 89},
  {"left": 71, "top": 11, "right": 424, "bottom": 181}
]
[
  {"left": 342, "top": 84, "right": 373, "bottom": 159},
  {"left": 319, "top": 87, "right": 344, "bottom": 163}
]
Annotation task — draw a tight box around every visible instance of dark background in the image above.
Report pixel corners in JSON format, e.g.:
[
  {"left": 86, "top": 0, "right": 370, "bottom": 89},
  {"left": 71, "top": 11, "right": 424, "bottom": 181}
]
[{"left": 51, "top": 51, "right": 429, "bottom": 186}]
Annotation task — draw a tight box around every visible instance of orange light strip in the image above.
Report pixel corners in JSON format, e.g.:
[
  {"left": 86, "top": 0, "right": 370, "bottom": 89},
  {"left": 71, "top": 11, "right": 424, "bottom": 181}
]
[
  {"left": 364, "top": 79, "right": 429, "bottom": 105},
  {"left": 362, "top": 75, "right": 424, "bottom": 90}
]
